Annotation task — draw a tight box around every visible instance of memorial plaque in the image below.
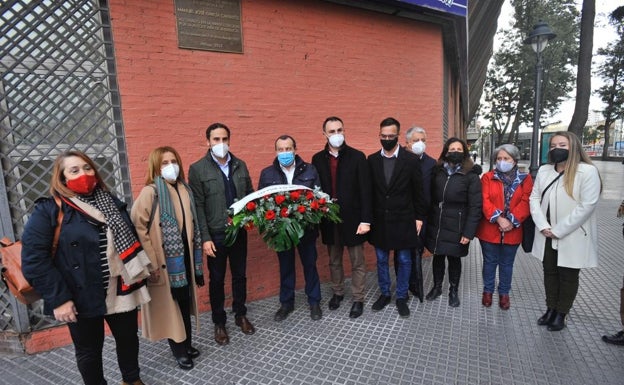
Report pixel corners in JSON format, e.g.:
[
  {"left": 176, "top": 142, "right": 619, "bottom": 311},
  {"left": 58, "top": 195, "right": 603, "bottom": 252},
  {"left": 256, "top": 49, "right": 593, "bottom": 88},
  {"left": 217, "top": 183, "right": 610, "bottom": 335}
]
[{"left": 174, "top": 0, "right": 243, "bottom": 53}]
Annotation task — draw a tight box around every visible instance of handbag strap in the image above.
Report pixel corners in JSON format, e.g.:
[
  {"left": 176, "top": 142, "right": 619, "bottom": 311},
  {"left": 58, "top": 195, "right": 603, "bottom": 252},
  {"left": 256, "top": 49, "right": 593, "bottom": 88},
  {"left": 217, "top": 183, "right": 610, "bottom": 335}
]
[
  {"left": 541, "top": 171, "right": 564, "bottom": 202},
  {"left": 51, "top": 196, "right": 63, "bottom": 257}
]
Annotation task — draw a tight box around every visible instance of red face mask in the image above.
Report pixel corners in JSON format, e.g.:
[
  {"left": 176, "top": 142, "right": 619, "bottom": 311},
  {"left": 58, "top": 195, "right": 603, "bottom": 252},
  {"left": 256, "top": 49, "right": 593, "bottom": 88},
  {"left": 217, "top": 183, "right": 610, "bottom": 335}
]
[{"left": 66, "top": 174, "right": 98, "bottom": 195}]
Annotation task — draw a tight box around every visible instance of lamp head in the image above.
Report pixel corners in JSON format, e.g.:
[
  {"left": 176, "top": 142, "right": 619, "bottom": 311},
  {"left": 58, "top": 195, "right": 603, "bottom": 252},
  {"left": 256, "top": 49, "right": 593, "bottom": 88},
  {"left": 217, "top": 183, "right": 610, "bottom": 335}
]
[{"left": 523, "top": 21, "right": 557, "bottom": 53}]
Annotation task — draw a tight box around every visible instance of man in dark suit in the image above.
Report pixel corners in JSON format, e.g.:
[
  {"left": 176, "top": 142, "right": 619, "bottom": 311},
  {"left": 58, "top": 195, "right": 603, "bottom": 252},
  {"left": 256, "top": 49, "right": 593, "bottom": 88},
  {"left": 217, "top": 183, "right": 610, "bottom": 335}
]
[
  {"left": 368, "top": 117, "right": 426, "bottom": 318},
  {"left": 312, "top": 116, "right": 372, "bottom": 319}
]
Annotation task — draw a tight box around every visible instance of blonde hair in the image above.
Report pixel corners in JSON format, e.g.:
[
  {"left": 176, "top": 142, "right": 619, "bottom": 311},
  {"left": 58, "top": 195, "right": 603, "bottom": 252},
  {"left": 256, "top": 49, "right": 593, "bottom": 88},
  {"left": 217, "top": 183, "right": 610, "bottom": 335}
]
[
  {"left": 549, "top": 131, "right": 601, "bottom": 197},
  {"left": 49, "top": 151, "right": 108, "bottom": 198},
  {"left": 145, "top": 146, "right": 185, "bottom": 185}
]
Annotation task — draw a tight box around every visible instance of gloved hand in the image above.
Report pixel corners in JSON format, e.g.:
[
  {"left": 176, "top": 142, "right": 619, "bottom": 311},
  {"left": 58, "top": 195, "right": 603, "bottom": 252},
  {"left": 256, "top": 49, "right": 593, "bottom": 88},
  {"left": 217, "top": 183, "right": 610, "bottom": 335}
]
[{"left": 195, "top": 275, "right": 205, "bottom": 287}]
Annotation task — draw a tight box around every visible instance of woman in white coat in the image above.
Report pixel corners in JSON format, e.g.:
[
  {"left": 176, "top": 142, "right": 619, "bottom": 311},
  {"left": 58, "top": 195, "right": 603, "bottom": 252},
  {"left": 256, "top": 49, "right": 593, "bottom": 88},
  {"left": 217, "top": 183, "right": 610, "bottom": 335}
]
[{"left": 530, "top": 131, "right": 601, "bottom": 331}]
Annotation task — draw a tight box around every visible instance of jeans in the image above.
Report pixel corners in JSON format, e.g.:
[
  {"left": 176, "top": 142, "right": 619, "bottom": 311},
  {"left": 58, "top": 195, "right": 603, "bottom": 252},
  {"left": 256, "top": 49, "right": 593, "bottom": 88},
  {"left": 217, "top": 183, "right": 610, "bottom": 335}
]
[
  {"left": 207, "top": 231, "right": 248, "bottom": 325},
  {"left": 376, "top": 248, "right": 411, "bottom": 299},
  {"left": 67, "top": 309, "right": 140, "bottom": 385},
  {"left": 276, "top": 237, "right": 322, "bottom": 306},
  {"left": 480, "top": 241, "right": 519, "bottom": 295}
]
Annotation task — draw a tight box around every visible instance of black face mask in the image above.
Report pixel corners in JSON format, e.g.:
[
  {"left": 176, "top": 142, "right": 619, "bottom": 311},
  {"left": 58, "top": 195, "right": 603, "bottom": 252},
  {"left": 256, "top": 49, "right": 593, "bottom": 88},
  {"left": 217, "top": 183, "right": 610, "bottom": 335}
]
[
  {"left": 445, "top": 151, "right": 464, "bottom": 164},
  {"left": 380, "top": 138, "right": 398, "bottom": 152},
  {"left": 549, "top": 148, "right": 569, "bottom": 164}
]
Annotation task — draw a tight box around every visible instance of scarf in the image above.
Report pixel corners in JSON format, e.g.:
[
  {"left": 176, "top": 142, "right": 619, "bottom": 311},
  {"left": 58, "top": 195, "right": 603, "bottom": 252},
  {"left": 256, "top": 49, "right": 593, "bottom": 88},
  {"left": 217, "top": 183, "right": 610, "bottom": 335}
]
[
  {"left": 493, "top": 167, "right": 526, "bottom": 216},
  {"left": 154, "top": 177, "right": 203, "bottom": 288},
  {"left": 68, "top": 188, "right": 147, "bottom": 295}
]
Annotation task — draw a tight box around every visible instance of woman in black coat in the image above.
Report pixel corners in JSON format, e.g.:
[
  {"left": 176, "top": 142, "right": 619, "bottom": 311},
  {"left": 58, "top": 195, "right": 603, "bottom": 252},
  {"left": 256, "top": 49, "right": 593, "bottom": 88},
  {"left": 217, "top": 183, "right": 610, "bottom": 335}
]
[{"left": 425, "top": 138, "right": 482, "bottom": 307}]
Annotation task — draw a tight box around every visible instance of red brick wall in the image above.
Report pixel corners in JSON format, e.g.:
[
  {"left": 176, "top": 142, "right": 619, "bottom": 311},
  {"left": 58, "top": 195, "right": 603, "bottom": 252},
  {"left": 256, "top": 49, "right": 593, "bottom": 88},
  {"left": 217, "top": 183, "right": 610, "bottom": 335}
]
[{"left": 109, "top": 0, "right": 447, "bottom": 311}]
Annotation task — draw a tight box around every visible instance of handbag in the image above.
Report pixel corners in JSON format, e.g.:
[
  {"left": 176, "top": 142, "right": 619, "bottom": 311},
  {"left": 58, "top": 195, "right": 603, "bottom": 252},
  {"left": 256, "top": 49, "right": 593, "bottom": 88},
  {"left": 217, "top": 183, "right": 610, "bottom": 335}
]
[
  {"left": 0, "top": 196, "right": 63, "bottom": 304},
  {"left": 521, "top": 171, "right": 564, "bottom": 253}
]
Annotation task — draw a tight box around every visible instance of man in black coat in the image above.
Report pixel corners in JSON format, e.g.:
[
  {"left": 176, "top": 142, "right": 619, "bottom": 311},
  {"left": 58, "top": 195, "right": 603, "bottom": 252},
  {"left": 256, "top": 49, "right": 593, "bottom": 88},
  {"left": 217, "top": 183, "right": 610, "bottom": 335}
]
[
  {"left": 367, "top": 117, "right": 426, "bottom": 318},
  {"left": 312, "top": 116, "right": 372, "bottom": 319}
]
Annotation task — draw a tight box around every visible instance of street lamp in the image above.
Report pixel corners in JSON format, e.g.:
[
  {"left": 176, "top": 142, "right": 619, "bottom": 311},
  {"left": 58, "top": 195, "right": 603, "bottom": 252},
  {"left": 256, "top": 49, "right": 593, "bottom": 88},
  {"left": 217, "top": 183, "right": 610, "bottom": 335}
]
[{"left": 524, "top": 21, "right": 556, "bottom": 177}]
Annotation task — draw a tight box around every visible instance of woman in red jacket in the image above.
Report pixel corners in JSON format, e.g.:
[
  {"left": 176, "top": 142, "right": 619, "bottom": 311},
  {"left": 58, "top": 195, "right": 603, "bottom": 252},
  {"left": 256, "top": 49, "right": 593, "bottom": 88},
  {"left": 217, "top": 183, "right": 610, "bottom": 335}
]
[{"left": 476, "top": 144, "right": 532, "bottom": 310}]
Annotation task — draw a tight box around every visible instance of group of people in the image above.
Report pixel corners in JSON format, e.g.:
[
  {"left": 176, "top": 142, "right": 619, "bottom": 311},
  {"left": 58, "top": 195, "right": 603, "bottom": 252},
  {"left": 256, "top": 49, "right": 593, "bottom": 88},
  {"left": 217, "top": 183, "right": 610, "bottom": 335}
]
[{"left": 19, "top": 116, "right": 608, "bottom": 385}]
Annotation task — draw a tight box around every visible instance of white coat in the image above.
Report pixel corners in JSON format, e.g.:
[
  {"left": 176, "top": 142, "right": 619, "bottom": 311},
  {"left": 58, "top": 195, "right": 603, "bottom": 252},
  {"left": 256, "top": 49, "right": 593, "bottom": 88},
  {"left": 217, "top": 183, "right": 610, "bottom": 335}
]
[{"left": 530, "top": 163, "right": 600, "bottom": 268}]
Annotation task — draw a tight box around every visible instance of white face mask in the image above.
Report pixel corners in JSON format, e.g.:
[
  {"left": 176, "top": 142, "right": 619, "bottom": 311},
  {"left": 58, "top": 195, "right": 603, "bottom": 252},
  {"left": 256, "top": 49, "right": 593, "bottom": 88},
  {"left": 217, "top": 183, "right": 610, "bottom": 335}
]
[
  {"left": 411, "top": 141, "right": 426, "bottom": 155},
  {"left": 211, "top": 143, "right": 229, "bottom": 158},
  {"left": 328, "top": 133, "right": 345, "bottom": 148},
  {"left": 161, "top": 163, "right": 180, "bottom": 182},
  {"left": 496, "top": 160, "right": 515, "bottom": 173}
]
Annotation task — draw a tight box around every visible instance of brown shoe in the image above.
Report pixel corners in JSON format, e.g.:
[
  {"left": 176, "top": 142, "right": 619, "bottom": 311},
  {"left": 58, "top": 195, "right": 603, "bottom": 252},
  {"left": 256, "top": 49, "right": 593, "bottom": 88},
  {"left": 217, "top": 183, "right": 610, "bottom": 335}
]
[
  {"left": 235, "top": 315, "right": 256, "bottom": 335},
  {"left": 482, "top": 292, "right": 493, "bottom": 307},
  {"left": 499, "top": 294, "right": 510, "bottom": 310},
  {"left": 121, "top": 380, "right": 145, "bottom": 385},
  {"left": 214, "top": 324, "right": 230, "bottom": 345}
]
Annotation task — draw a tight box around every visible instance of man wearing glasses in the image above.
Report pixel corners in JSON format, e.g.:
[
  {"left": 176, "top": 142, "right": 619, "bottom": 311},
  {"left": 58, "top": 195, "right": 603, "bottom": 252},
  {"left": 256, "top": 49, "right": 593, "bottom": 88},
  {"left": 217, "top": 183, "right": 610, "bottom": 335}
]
[{"left": 367, "top": 117, "right": 426, "bottom": 318}]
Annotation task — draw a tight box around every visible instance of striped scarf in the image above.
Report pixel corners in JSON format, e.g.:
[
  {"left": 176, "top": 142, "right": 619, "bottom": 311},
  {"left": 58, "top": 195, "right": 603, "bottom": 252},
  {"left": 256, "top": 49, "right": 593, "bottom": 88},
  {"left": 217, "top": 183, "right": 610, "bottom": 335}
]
[{"left": 154, "top": 177, "right": 203, "bottom": 288}]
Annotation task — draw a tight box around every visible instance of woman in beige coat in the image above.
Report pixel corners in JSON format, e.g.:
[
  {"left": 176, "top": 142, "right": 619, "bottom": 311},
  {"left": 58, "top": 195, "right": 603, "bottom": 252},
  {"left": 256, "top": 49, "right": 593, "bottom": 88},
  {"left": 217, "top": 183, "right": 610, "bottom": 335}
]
[
  {"left": 530, "top": 131, "right": 601, "bottom": 332},
  {"left": 131, "top": 146, "right": 205, "bottom": 370}
]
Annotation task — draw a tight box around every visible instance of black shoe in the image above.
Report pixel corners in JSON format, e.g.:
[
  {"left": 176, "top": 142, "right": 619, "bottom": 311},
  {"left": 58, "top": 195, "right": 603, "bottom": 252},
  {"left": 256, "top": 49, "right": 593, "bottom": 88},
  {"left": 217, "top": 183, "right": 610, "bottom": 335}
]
[
  {"left": 396, "top": 298, "right": 410, "bottom": 318},
  {"left": 274, "top": 305, "right": 294, "bottom": 322},
  {"left": 310, "top": 303, "right": 322, "bottom": 320},
  {"left": 602, "top": 330, "right": 624, "bottom": 346},
  {"left": 349, "top": 301, "right": 364, "bottom": 319},
  {"left": 547, "top": 312, "right": 567, "bottom": 331},
  {"left": 175, "top": 355, "right": 194, "bottom": 370},
  {"left": 186, "top": 347, "right": 200, "bottom": 359},
  {"left": 408, "top": 283, "right": 420, "bottom": 297},
  {"left": 537, "top": 308, "right": 557, "bottom": 326},
  {"left": 371, "top": 295, "right": 391, "bottom": 311},
  {"left": 448, "top": 288, "right": 460, "bottom": 307},
  {"left": 328, "top": 294, "right": 344, "bottom": 310},
  {"left": 425, "top": 286, "right": 442, "bottom": 301}
]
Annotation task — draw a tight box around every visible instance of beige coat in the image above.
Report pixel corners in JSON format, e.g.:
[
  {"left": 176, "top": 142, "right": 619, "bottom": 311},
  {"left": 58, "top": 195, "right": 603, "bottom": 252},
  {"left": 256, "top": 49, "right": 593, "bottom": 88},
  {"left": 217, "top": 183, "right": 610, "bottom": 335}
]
[{"left": 131, "top": 182, "right": 201, "bottom": 342}]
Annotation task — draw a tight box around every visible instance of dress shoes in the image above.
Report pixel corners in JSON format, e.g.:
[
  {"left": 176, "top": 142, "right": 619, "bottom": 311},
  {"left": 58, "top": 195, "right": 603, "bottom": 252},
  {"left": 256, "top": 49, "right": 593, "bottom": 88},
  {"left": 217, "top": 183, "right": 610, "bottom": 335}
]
[
  {"left": 214, "top": 324, "right": 230, "bottom": 345},
  {"left": 371, "top": 295, "right": 391, "bottom": 311},
  {"left": 310, "top": 303, "right": 323, "bottom": 320},
  {"left": 602, "top": 330, "right": 624, "bottom": 346},
  {"left": 235, "top": 315, "right": 256, "bottom": 335},
  {"left": 482, "top": 292, "right": 492, "bottom": 307},
  {"left": 499, "top": 294, "right": 510, "bottom": 310},
  {"left": 186, "top": 346, "right": 201, "bottom": 359},
  {"left": 274, "top": 305, "right": 294, "bottom": 322},
  {"left": 547, "top": 312, "right": 567, "bottom": 331},
  {"left": 175, "top": 355, "right": 194, "bottom": 370},
  {"left": 122, "top": 380, "right": 146, "bottom": 385},
  {"left": 349, "top": 301, "right": 364, "bottom": 319},
  {"left": 328, "top": 294, "right": 344, "bottom": 310},
  {"left": 396, "top": 298, "right": 410, "bottom": 318},
  {"left": 537, "top": 308, "right": 557, "bottom": 326}
]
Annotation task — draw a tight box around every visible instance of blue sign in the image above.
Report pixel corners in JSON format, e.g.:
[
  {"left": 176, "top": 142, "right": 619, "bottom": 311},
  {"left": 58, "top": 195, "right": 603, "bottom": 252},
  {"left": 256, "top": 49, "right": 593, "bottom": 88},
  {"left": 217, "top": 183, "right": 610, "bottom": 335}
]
[{"left": 397, "top": 0, "right": 468, "bottom": 17}]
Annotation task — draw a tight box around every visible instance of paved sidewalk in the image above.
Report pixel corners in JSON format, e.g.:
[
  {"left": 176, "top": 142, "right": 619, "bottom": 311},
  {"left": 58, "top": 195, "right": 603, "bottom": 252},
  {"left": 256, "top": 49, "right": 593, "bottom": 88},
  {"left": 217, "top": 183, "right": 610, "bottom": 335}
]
[{"left": 1, "top": 161, "right": 623, "bottom": 385}]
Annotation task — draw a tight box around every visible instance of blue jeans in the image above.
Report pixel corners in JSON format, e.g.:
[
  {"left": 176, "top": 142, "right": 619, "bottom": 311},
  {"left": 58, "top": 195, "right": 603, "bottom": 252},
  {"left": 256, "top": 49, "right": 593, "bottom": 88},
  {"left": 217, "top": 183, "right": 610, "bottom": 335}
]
[
  {"left": 480, "top": 241, "right": 519, "bottom": 295},
  {"left": 376, "top": 248, "right": 411, "bottom": 299},
  {"left": 276, "top": 237, "right": 322, "bottom": 307}
]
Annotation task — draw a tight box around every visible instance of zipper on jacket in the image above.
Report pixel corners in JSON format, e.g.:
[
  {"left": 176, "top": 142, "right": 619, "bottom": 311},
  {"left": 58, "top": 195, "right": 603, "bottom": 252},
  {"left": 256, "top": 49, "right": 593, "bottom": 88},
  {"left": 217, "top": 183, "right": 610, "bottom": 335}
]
[{"left": 433, "top": 175, "right": 451, "bottom": 254}]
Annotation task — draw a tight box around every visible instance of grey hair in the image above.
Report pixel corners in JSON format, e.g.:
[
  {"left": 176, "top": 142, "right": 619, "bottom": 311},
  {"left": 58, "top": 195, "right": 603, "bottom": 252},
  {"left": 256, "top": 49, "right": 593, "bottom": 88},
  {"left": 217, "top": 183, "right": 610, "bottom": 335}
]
[
  {"left": 491, "top": 144, "right": 520, "bottom": 163},
  {"left": 405, "top": 126, "right": 427, "bottom": 141}
]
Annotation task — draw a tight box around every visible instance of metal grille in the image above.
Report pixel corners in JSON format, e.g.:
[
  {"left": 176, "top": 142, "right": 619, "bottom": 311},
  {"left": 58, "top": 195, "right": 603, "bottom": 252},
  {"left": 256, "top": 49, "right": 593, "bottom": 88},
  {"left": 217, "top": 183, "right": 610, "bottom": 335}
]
[{"left": 0, "top": 0, "right": 130, "bottom": 332}]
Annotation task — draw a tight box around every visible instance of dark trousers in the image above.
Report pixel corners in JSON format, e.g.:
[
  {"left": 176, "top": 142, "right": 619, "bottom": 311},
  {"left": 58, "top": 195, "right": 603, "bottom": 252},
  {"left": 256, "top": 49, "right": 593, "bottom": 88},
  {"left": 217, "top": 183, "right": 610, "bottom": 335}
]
[
  {"left": 207, "top": 231, "right": 248, "bottom": 325},
  {"left": 67, "top": 309, "right": 140, "bottom": 385},
  {"left": 168, "top": 285, "right": 192, "bottom": 358},
  {"left": 432, "top": 254, "right": 462, "bottom": 287},
  {"left": 276, "top": 237, "right": 321, "bottom": 307},
  {"left": 543, "top": 238, "right": 580, "bottom": 314}
]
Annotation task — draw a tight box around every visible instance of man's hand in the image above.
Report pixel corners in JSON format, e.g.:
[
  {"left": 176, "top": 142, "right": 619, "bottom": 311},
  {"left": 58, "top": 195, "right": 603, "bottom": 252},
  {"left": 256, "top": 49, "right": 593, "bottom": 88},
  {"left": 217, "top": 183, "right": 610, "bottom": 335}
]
[
  {"left": 203, "top": 241, "right": 216, "bottom": 258},
  {"left": 356, "top": 223, "right": 370, "bottom": 235},
  {"left": 416, "top": 220, "right": 423, "bottom": 235}
]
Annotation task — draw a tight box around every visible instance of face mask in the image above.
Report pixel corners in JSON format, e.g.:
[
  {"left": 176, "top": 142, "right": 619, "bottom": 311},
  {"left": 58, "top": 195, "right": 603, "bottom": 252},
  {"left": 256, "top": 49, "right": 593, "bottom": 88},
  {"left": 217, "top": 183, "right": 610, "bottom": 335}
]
[
  {"left": 328, "top": 133, "right": 345, "bottom": 148},
  {"left": 161, "top": 163, "right": 180, "bottom": 182},
  {"left": 549, "top": 148, "right": 569, "bottom": 164},
  {"left": 211, "top": 143, "right": 229, "bottom": 158},
  {"left": 445, "top": 151, "right": 464, "bottom": 164},
  {"left": 496, "top": 160, "right": 515, "bottom": 173},
  {"left": 66, "top": 174, "right": 98, "bottom": 195},
  {"left": 380, "top": 138, "right": 398, "bottom": 152},
  {"left": 411, "top": 141, "right": 426, "bottom": 155},
  {"left": 277, "top": 151, "right": 295, "bottom": 167}
]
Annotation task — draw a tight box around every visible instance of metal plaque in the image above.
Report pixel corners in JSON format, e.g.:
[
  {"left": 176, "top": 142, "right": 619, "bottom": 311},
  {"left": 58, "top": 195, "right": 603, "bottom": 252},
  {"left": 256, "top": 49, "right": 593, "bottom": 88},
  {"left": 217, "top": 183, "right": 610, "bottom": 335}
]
[{"left": 174, "top": 0, "right": 243, "bottom": 53}]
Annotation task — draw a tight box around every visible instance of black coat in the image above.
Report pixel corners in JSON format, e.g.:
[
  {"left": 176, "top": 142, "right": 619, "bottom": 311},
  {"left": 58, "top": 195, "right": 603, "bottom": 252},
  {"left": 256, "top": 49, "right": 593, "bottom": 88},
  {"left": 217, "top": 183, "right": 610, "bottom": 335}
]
[
  {"left": 312, "top": 144, "right": 372, "bottom": 247},
  {"left": 425, "top": 159, "right": 482, "bottom": 257},
  {"left": 367, "top": 147, "right": 426, "bottom": 250}
]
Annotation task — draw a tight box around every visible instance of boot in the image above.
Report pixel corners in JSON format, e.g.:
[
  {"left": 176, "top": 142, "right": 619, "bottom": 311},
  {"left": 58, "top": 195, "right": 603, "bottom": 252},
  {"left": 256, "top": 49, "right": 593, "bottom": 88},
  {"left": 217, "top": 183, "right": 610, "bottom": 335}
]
[
  {"left": 537, "top": 308, "right": 557, "bottom": 326},
  {"left": 448, "top": 258, "right": 461, "bottom": 307},
  {"left": 547, "top": 312, "right": 567, "bottom": 331},
  {"left": 448, "top": 285, "right": 460, "bottom": 307},
  {"left": 425, "top": 284, "right": 442, "bottom": 301},
  {"left": 426, "top": 255, "right": 445, "bottom": 301}
]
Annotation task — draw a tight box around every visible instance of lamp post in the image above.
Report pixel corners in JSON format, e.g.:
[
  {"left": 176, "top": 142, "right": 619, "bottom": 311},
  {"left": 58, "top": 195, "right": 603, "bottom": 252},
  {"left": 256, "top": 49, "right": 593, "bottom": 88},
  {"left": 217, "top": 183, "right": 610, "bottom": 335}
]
[{"left": 524, "top": 21, "right": 556, "bottom": 177}]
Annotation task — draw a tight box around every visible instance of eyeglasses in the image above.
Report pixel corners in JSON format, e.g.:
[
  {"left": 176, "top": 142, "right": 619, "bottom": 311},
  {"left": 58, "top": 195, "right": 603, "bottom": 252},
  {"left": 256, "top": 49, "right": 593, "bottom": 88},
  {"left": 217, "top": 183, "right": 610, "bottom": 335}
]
[{"left": 379, "top": 134, "right": 398, "bottom": 140}]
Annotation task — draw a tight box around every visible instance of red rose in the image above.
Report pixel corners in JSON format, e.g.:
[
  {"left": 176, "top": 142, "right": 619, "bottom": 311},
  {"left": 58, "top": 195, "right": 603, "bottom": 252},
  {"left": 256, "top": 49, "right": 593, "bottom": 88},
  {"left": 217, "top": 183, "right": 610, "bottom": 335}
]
[
  {"left": 263, "top": 195, "right": 270, "bottom": 200},
  {"left": 244, "top": 221, "right": 255, "bottom": 230},
  {"left": 297, "top": 205, "right": 306, "bottom": 213},
  {"left": 275, "top": 195, "right": 286, "bottom": 205},
  {"left": 280, "top": 207, "right": 289, "bottom": 217},
  {"left": 318, "top": 198, "right": 326, "bottom": 205},
  {"left": 310, "top": 200, "right": 320, "bottom": 210},
  {"left": 245, "top": 201, "right": 256, "bottom": 211},
  {"left": 306, "top": 191, "right": 314, "bottom": 200},
  {"left": 227, "top": 217, "right": 233, "bottom": 225},
  {"left": 290, "top": 191, "right": 300, "bottom": 200},
  {"left": 265, "top": 210, "right": 276, "bottom": 220}
]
